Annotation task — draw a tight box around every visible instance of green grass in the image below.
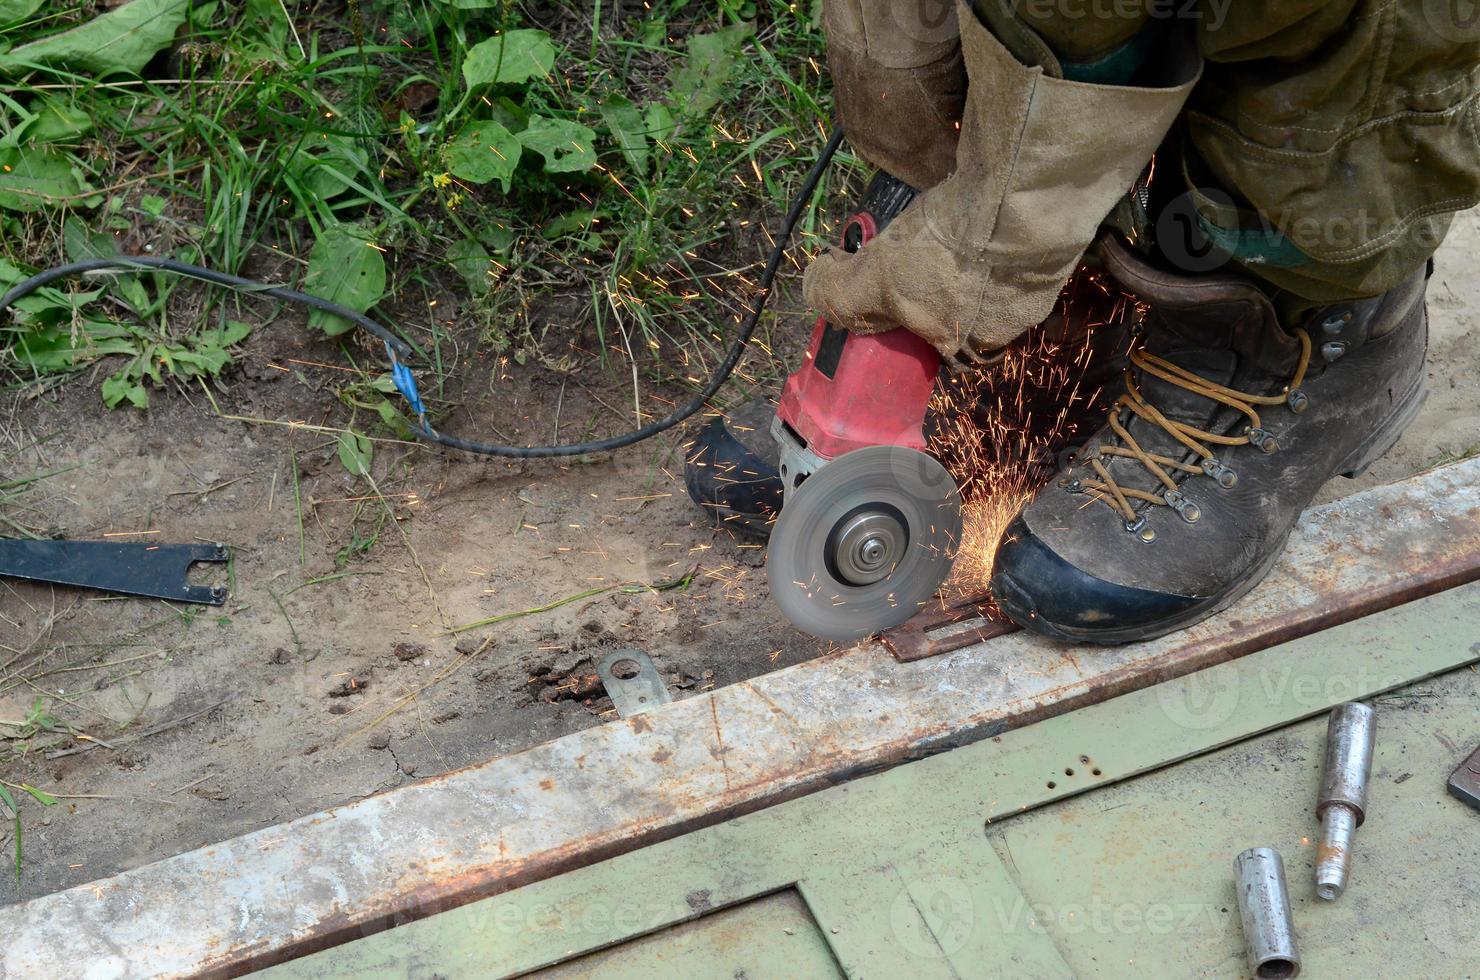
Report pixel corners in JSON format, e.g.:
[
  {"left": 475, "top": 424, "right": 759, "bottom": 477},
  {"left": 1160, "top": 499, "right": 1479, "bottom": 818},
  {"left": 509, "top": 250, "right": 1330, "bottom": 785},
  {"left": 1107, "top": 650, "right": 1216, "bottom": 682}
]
[{"left": 0, "top": 0, "right": 863, "bottom": 434}]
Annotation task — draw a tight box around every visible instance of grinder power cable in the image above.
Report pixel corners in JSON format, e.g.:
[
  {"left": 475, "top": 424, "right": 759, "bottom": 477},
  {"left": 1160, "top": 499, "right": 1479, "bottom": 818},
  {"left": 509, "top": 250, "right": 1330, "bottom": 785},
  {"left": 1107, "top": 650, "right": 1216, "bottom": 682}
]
[{"left": 0, "top": 131, "right": 963, "bottom": 636}]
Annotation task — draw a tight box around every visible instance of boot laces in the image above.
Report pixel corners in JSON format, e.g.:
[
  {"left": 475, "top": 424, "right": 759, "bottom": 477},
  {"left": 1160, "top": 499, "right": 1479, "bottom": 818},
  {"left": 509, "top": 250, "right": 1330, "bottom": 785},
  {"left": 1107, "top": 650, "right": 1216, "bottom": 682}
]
[{"left": 1076, "top": 329, "right": 1312, "bottom": 526}]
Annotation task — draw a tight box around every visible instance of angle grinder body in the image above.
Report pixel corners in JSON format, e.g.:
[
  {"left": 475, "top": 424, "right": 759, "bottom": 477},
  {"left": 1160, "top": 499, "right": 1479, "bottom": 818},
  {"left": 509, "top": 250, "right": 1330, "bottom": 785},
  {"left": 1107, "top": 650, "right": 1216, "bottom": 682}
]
[{"left": 767, "top": 173, "right": 964, "bottom": 641}]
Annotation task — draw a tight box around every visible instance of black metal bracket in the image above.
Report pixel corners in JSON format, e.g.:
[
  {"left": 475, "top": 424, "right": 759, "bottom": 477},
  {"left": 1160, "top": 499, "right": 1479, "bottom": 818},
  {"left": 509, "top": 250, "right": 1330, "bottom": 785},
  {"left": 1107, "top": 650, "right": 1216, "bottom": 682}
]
[{"left": 0, "top": 539, "right": 230, "bottom": 605}]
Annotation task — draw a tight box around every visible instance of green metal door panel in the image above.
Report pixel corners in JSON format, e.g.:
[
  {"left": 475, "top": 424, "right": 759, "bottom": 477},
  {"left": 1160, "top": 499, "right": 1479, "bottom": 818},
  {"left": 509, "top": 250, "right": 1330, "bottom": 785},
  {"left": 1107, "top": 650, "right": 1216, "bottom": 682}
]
[
  {"left": 989, "top": 665, "right": 1480, "bottom": 979},
  {"left": 267, "top": 584, "right": 1480, "bottom": 980},
  {"left": 537, "top": 890, "right": 843, "bottom": 980},
  {"left": 800, "top": 850, "right": 1075, "bottom": 980}
]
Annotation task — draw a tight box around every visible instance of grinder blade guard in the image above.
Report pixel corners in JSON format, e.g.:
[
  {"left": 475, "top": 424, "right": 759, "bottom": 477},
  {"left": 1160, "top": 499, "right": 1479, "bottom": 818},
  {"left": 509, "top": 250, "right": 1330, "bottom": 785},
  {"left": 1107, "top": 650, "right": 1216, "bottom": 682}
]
[{"left": 767, "top": 173, "right": 963, "bottom": 641}]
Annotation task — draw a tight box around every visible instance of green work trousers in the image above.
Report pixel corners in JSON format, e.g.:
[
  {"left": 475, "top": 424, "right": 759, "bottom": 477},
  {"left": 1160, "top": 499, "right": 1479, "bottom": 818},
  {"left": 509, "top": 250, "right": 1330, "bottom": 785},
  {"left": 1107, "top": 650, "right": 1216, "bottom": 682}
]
[{"left": 862, "top": 0, "right": 1480, "bottom": 303}]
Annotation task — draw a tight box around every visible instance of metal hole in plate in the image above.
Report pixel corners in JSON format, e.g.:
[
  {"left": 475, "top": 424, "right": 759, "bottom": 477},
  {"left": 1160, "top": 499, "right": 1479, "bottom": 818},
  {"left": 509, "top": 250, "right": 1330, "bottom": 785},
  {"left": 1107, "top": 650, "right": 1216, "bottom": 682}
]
[{"left": 611, "top": 658, "right": 640, "bottom": 680}]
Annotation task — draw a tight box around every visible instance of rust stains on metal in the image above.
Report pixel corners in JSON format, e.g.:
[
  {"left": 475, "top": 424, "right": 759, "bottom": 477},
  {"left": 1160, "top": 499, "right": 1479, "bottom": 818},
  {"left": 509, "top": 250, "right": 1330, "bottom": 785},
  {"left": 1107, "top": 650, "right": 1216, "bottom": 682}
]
[
  {"left": 3, "top": 460, "right": 1478, "bottom": 979},
  {"left": 882, "top": 597, "right": 1018, "bottom": 662}
]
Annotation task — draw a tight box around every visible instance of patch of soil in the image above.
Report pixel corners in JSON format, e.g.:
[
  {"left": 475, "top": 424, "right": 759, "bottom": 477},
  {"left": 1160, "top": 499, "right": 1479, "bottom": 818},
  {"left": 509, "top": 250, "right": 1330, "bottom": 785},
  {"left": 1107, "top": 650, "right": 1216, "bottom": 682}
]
[
  {"left": 0, "top": 263, "right": 823, "bottom": 904},
  {"left": 1, "top": 208, "right": 1477, "bottom": 906}
]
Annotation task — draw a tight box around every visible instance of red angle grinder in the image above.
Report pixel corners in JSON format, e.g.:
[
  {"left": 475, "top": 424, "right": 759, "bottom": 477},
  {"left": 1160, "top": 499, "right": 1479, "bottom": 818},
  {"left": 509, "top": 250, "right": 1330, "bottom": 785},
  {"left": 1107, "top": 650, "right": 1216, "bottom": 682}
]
[{"left": 766, "top": 174, "right": 963, "bottom": 641}]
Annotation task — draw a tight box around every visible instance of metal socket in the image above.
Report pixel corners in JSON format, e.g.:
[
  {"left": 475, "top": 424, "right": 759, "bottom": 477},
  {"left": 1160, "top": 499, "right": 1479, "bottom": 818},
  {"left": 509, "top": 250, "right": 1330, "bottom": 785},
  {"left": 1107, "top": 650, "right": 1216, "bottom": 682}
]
[
  {"left": 1234, "top": 847, "right": 1301, "bottom": 979},
  {"left": 1315, "top": 702, "right": 1376, "bottom": 900}
]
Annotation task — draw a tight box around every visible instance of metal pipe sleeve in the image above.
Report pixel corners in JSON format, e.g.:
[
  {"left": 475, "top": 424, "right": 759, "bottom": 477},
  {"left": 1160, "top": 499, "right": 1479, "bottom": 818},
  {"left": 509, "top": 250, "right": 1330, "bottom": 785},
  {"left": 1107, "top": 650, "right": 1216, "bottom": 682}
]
[
  {"left": 1234, "top": 847, "right": 1302, "bottom": 979},
  {"left": 1315, "top": 702, "right": 1376, "bottom": 900}
]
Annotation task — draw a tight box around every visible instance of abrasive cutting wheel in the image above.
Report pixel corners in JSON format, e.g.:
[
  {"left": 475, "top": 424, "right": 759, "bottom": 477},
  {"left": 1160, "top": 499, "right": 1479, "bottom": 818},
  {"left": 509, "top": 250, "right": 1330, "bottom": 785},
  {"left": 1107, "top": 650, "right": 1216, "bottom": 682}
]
[{"left": 766, "top": 445, "right": 963, "bottom": 642}]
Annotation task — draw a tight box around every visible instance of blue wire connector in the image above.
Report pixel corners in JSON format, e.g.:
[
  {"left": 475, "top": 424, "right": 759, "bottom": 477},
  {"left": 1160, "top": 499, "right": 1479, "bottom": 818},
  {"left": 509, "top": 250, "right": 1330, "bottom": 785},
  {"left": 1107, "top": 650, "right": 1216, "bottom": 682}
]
[{"left": 385, "top": 342, "right": 429, "bottom": 426}]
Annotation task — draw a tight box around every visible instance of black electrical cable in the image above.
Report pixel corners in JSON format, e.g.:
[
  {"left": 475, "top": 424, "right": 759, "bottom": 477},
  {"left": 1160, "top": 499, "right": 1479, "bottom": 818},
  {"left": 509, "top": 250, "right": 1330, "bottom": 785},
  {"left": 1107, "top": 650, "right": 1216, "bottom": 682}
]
[
  {"left": 0, "top": 256, "right": 418, "bottom": 357},
  {"left": 0, "top": 128, "right": 845, "bottom": 459}
]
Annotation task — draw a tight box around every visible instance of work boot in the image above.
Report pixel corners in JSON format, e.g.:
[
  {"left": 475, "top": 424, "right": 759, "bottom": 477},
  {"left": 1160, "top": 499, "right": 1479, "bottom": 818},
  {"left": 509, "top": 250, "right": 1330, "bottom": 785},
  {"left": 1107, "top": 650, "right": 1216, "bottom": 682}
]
[
  {"left": 990, "top": 236, "right": 1429, "bottom": 644},
  {"left": 683, "top": 399, "right": 785, "bottom": 540}
]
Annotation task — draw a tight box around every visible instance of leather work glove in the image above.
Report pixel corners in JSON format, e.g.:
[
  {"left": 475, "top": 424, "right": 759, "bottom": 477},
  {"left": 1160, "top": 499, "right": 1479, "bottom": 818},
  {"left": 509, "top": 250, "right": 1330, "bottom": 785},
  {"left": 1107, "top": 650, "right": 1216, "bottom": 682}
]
[
  {"left": 823, "top": 0, "right": 966, "bottom": 190},
  {"left": 805, "top": 1, "right": 1201, "bottom": 370}
]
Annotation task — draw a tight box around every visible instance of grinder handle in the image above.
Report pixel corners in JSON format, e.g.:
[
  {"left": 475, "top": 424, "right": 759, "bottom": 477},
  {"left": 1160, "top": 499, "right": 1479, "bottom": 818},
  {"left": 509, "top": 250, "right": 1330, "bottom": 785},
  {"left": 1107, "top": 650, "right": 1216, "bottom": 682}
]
[{"left": 775, "top": 174, "right": 942, "bottom": 459}]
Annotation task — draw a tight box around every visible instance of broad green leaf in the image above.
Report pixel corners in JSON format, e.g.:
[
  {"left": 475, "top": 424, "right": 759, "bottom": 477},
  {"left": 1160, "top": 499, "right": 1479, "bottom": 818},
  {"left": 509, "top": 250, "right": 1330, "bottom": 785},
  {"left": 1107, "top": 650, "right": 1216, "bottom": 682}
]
[
  {"left": 446, "top": 238, "right": 493, "bottom": 296},
  {"left": 517, "top": 116, "right": 597, "bottom": 174},
  {"left": 666, "top": 23, "right": 753, "bottom": 117},
  {"left": 0, "top": 146, "right": 81, "bottom": 212},
  {"left": 0, "top": 256, "right": 24, "bottom": 286},
  {"left": 285, "top": 136, "right": 370, "bottom": 201},
  {"left": 480, "top": 221, "right": 515, "bottom": 252},
  {"left": 599, "top": 95, "right": 649, "bottom": 174},
  {"left": 303, "top": 223, "right": 386, "bottom": 336},
  {"left": 0, "top": 0, "right": 191, "bottom": 75},
  {"left": 337, "top": 430, "right": 374, "bottom": 477},
  {"left": 0, "top": 0, "right": 41, "bottom": 26},
  {"left": 203, "top": 319, "right": 252, "bottom": 348},
  {"left": 11, "top": 326, "right": 86, "bottom": 371},
  {"left": 63, "top": 216, "right": 148, "bottom": 312},
  {"left": 102, "top": 372, "right": 149, "bottom": 409},
  {"left": 24, "top": 99, "right": 93, "bottom": 142},
  {"left": 461, "top": 30, "right": 555, "bottom": 89},
  {"left": 644, "top": 102, "right": 677, "bottom": 143},
  {"left": 443, "top": 119, "right": 521, "bottom": 191},
  {"left": 139, "top": 194, "right": 166, "bottom": 218}
]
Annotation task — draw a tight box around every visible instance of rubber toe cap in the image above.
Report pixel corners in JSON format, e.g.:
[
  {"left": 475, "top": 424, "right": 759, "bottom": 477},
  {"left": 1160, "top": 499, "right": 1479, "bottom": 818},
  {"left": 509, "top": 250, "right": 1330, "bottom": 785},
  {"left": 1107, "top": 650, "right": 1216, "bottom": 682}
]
[
  {"left": 683, "top": 416, "right": 783, "bottom": 540},
  {"left": 990, "top": 517, "right": 1200, "bottom": 643}
]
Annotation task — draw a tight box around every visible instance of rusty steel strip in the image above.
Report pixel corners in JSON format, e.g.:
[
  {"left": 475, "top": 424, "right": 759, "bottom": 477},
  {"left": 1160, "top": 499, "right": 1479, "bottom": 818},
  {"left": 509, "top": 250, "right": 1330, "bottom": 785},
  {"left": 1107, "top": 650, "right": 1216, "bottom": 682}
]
[
  {"left": 3, "top": 459, "right": 1479, "bottom": 978},
  {"left": 882, "top": 597, "right": 1017, "bottom": 662}
]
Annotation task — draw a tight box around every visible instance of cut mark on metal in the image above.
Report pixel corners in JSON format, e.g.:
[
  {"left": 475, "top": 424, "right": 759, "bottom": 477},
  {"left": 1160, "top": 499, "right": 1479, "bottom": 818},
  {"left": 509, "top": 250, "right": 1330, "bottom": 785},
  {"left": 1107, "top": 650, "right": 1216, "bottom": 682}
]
[
  {"left": 598, "top": 649, "right": 671, "bottom": 718},
  {"left": 882, "top": 597, "right": 1017, "bottom": 662}
]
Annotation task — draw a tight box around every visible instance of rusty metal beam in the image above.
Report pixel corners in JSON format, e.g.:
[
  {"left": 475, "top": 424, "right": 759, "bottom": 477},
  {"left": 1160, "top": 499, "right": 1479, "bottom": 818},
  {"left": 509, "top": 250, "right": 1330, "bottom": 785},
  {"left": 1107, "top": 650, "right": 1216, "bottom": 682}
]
[{"left": 3, "top": 458, "right": 1478, "bottom": 978}]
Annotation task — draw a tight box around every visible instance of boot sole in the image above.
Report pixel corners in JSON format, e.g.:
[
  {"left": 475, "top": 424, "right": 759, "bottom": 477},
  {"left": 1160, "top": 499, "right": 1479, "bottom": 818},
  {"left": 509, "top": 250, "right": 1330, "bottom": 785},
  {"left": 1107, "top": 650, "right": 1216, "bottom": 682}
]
[
  {"left": 994, "top": 534, "right": 1292, "bottom": 647},
  {"left": 998, "top": 372, "right": 1427, "bottom": 646}
]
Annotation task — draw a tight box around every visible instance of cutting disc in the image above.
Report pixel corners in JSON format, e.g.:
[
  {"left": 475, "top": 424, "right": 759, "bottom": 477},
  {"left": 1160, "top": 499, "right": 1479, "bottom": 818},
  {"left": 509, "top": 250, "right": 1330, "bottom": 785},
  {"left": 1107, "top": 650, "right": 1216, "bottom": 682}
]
[{"left": 767, "top": 445, "right": 962, "bottom": 642}]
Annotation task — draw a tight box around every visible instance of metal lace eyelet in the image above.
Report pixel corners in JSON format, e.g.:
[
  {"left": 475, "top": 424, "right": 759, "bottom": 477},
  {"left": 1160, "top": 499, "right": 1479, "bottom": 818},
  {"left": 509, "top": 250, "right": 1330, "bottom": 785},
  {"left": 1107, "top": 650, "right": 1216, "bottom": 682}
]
[
  {"left": 1319, "top": 309, "right": 1353, "bottom": 335},
  {"left": 1163, "top": 489, "right": 1201, "bottom": 524},
  {"left": 1201, "top": 456, "right": 1238, "bottom": 489},
  {"left": 1065, "top": 479, "right": 1083, "bottom": 494},
  {"left": 1246, "top": 427, "right": 1279, "bottom": 454},
  {"left": 1286, "top": 389, "right": 1309, "bottom": 413},
  {"left": 1124, "top": 514, "right": 1148, "bottom": 535}
]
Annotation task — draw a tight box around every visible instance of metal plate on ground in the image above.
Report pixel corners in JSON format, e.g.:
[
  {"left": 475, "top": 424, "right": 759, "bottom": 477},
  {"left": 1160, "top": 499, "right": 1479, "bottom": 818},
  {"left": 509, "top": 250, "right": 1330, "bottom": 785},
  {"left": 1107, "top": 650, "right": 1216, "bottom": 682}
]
[
  {"left": 1448, "top": 745, "right": 1480, "bottom": 811},
  {"left": 597, "top": 650, "right": 671, "bottom": 718}
]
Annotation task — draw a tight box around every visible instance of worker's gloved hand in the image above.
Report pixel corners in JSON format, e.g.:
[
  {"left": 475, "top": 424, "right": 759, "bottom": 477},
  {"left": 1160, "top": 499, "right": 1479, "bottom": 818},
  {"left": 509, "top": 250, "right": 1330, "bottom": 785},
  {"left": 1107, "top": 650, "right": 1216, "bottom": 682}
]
[
  {"left": 805, "top": 1, "right": 1201, "bottom": 371},
  {"left": 823, "top": 0, "right": 965, "bottom": 190}
]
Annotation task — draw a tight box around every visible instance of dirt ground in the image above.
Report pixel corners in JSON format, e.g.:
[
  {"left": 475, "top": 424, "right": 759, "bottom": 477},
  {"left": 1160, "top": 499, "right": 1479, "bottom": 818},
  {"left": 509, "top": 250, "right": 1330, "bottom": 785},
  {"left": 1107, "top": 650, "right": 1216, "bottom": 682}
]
[{"left": 2, "top": 208, "right": 1478, "bottom": 906}]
